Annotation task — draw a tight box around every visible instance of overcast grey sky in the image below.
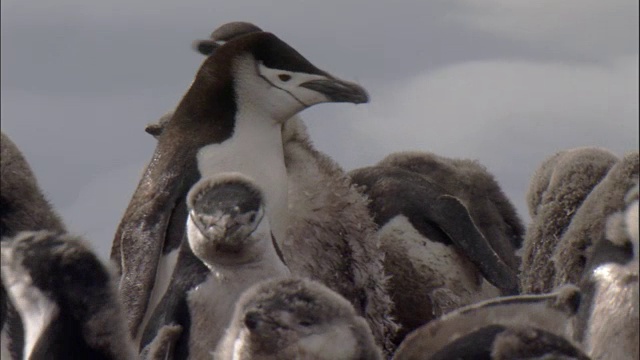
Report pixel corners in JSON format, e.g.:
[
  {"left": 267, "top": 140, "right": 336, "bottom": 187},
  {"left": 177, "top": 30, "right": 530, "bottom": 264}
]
[{"left": 2, "top": 0, "right": 638, "bottom": 259}]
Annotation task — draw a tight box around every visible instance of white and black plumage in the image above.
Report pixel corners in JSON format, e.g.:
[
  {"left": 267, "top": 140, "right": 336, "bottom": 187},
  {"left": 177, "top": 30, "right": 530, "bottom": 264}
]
[
  {"left": 348, "top": 151, "right": 523, "bottom": 345},
  {"left": 392, "top": 285, "right": 589, "bottom": 360},
  {"left": 215, "top": 277, "right": 383, "bottom": 360},
  {"left": 1, "top": 132, "right": 68, "bottom": 360},
  {"left": 111, "top": 27, "right": 369, "bottom": 341},
  {"left": 520, "top": 147, "right": 618, "bottom": 294},
  {"left": 145, "top": 21, "right": 397, "bottom": 354},
  {"left": 0, "top": 231, "right": 136, "bottom": 360},
  {"left": 553, "top": 151, "right": 639, "bottom": 287},
  {"left": 572, "top": 181, "right": 638, "bottom": 360},
  {"left": 139, "top": 173, "right": 290, "bottom": 359}
]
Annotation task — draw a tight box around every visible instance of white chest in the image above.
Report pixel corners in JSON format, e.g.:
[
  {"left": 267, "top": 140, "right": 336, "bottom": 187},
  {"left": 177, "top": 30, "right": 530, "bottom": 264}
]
[{"left": 196, "top": 110, "right": 289, "bottom": 243}]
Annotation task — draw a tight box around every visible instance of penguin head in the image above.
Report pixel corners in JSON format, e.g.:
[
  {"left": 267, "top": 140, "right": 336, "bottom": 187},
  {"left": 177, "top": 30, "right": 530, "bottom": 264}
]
[
  {"left": 233, "top": 278, "right": 376, "bottom": 358},
  {"left": 186, "top": 173, "right": 268, "bottom": 264},
  {"left": 192, "top": 30, "right": 369, "bottom": 123}
]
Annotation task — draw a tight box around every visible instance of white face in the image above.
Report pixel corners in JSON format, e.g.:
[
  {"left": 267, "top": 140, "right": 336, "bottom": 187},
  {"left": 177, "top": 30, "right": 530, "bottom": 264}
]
[
  {"left": 233, "top": 55, "right": 336, "bottom": 122},
  {"left": 187, "top": 206, "right": 270, "bottom": 267}
]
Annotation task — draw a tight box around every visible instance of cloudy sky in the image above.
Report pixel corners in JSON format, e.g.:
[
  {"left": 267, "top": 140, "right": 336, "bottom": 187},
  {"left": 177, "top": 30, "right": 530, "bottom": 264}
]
[{"left": 2, "top": 0, "right": 638, "bottom": 260}]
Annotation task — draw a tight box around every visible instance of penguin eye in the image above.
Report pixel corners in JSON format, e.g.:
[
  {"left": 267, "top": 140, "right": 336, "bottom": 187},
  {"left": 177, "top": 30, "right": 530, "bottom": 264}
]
[
  {"left": 298, "top": 317, "right": 315, "bottom": 327},
  {"left": 278, "top": 74, "right": 291, "bottom": 82}
]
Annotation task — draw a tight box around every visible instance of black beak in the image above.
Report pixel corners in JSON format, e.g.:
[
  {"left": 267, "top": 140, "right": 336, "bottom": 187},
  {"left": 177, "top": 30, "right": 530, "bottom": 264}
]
[{"left": 300, "top": 78, "right": 369, "bottom": 104}]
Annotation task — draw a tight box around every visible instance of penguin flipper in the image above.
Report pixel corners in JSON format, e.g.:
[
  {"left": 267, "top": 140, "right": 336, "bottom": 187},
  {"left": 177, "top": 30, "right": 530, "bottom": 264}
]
[
  {"left": 112, "top": 160, "right": 188, "bottom": 336},
  {"left": 432, "top": 194, "right": 519, "bottom": 295}
]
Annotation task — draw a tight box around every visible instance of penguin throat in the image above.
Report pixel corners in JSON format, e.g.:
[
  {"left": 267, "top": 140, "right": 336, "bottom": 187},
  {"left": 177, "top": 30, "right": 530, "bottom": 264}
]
[{"left": 196, "top": 107, "right": 289, "bottom": 246}]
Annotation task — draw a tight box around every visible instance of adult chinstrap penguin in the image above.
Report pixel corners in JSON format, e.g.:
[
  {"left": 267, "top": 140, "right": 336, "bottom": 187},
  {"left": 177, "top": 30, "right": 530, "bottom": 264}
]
[
  {"left": 1, "top": 231, "right": 136, "bottom": 360},
  {"left": 349, "top": 151, "right": 522, "bottom": 345},
  {"left": 215, "top": 277, "right": 383, "bottom": 360},
  {"left": 145, "top": 21, "right": 397, "bottom": 354},
  {"left": 392, "top": 285, "right": 588, "bottom": 360},
  {"left": 113, "top": 24, "right": 368, "bottom": 348},
  {"left": 138, "top": 173, "right": 290, "bottom": 359}
]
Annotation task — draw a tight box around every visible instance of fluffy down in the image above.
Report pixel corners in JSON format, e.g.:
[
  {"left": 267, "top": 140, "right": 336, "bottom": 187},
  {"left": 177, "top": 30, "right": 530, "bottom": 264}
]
[
  {"left": 392, "top": 285, "right": 586, "bottom": 360},
  {"left": 553, "top": 151, "right": 639, "bottom": 287},
  {"left": 283, "top": 118, "right": 396, "bottom": 354},
  {"left": 574, "top": 181, "right": 639, "bottom": 360},
  {"left": 521, "top": 147, "right": 618, "bottom": 294}
]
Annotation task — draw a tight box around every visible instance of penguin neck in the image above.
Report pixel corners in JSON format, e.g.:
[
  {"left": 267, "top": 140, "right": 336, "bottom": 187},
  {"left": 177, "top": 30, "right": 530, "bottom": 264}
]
[
  {"left": 204, "top": 221, "right": 289, "bottom": 278},
  {"left": 196, "top": 107, "right": 289, "bottom": 246}
]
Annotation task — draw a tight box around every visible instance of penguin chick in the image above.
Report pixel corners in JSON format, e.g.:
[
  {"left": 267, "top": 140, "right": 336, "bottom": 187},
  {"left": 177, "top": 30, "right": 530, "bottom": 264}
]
[
  {"left": 349, "top": 152, "right": 522, "bottom": 345},
  {"left": 139, "top": 173, "right": 290, "bottom": 359},
  {"left": 280, "top": 117, "right": 396, "bottom": 354},
  {"left": 521, "top": 147, "right": 618, "bottom": 294},
  {"left": 376, "top": 151, "right": 525, "bottom": 257},
  {"left": 393, "top": 285, "right": 587, "bottom": 360},
  {"left": 186, "top": 172, "right": 274, "bottom": 264},
  {"left": 0, "top": 231, "right": 135, "bottom": 360},
  {"left": 1, "top": 132, "right": 68, "bottom": 359},
  {"left": 215, "top": 277, "right": 382, "bottom": 360},
  {"left": 573, "top": 181, "right": 639, "bottom": 360},
  {"left": 553, "top": 151, "right": 639, "bottom": 287}
]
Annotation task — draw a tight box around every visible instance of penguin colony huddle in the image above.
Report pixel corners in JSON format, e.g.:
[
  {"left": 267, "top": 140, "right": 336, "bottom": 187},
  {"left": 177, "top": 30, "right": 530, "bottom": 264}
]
[{"left": 0, "top": 21, "right": 637, "bottom": 360}]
